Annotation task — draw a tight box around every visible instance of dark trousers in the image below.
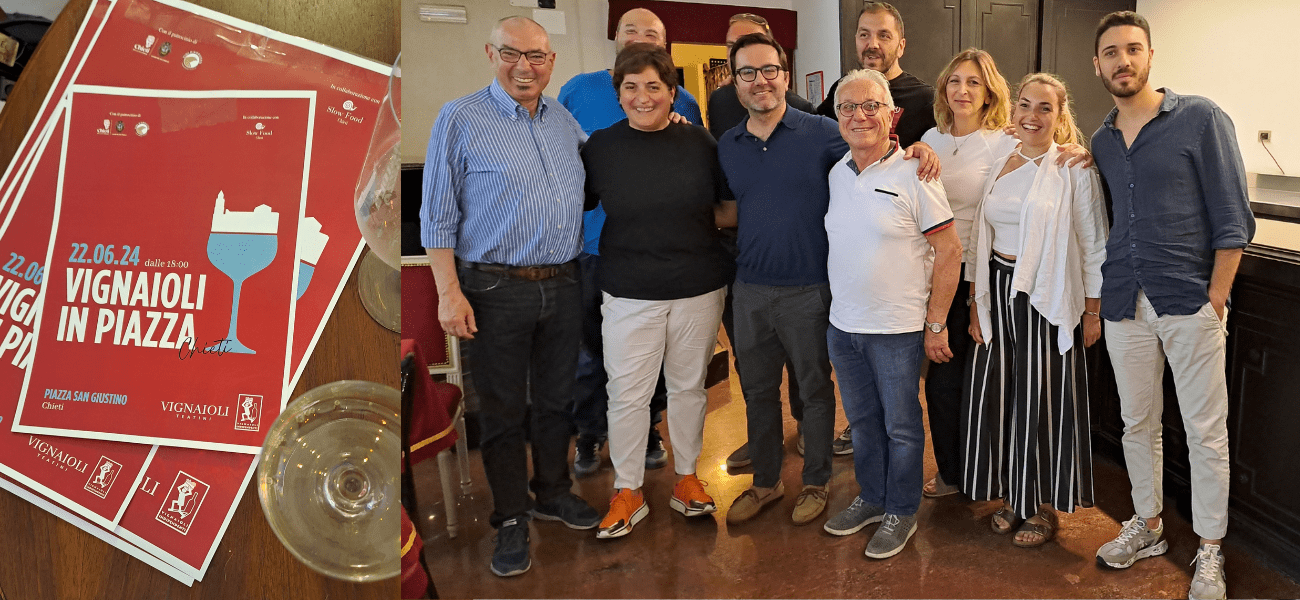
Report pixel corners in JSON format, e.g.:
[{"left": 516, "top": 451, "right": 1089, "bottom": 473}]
[
  {"left": 572, "top": 252, "right": 665, "bottom": 439},
  {"left": 923, "top": 268, "right": 972, "bottom": 486},
  {"left": 460, "top": 265, "right": 580, "bottom": 528},
  {"left": 719, "top": 231, "right": 802, "bottom": 422},
  {"left": 733, "top": 281, "right": 836, "bottom": 488}
]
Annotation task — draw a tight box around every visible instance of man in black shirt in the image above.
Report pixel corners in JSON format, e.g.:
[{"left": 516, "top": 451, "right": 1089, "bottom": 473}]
[
  {"left": 815, "top": 2, "right": 936, "bottom": 149},
  {"left": 707, "top": 13, "right": 814, "bottom": 140}
]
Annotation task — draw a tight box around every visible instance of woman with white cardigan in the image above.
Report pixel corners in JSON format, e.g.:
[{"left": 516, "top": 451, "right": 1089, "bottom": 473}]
[{"left": 960, "top": 72, "right": 1108, "bottom": 548}]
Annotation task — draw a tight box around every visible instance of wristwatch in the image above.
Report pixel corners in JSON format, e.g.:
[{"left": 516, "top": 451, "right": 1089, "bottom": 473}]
[
  {"left": 965, "top": 295, "right": 975, "bottom": 307},
  {"left": 925, "top": 321, "right": 946, "bottom": 333}
]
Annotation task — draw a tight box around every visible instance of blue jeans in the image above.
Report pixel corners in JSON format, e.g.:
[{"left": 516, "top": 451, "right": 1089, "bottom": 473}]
[
  {"left": 572, "top": 252, "right": 665, "bottom": 439},
  {"left": 460, "top": 265, "right": 580, "bottom": 527},
  {"left": 827, "top": 325, "right": 925, "bottom": 515}
]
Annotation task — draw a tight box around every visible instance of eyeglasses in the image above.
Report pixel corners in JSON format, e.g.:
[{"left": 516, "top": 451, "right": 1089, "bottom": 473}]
[
  {"left": 493, "top": 45, "right": 548, "bottom": 65},
  {"left": 836, "top": 100, "right": 887, "bottom": 118},
  {"left": 735, "top": 65, "right": 782, "bottom": 82}
]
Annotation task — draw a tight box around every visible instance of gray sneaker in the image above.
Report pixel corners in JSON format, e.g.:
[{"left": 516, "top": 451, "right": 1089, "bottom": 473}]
[
  {"left": 1189, "top": 544, "right": 1227, "bottom": 600},
  {"left": 1096, "top": 515, "right": 1169, "bottom": 569},
  {"left": 864, "top": 513, "right": 918, "bottom": 559},
  {"left": 832, "top": 426, "right": 853, "bottom": 455},
  {"left": 726, "top": 442, "right": 751, "bottom": 469},
  {"left": 823, "top": 496, "right": 885, "bottom": 536}
]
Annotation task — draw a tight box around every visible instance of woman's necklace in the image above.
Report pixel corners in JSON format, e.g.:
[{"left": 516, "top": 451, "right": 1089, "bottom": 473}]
[
  {"left": 1017, "top": 147, "right": 1047, "bottom": 162},
  {"left": 951, "top": 130, "right": 976, "bottom": 155}
]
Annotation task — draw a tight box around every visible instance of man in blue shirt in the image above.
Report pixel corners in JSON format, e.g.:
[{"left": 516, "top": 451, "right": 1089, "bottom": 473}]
[
  {"left": 421, "top": 16, "right": 599, "bottom": 578},
  {"left": 715, "top": 33, "right": 846, "bottom": 528},
  {"left": 556, "top": 7, "right": 703, "bottom": 479},
  {"left": 1088, "top": 13, "right": 1253, "bottom": 600}
]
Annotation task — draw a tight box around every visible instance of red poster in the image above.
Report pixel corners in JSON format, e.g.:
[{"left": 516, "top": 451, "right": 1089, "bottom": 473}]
[
  {"left": 70, "top": 0, "right": 392, "bottom": 391},
  {"left": 0, "top": 0, "right": 392, "bottom": 582},
  {"left": 11, "top": 87, "right": 312, "bottom": 453},
  {"left": 0, "top": 110, "right": 158, "bottom": 531},
  {"left": 113, "top": 448, "right": 257, "bottom": 581}
]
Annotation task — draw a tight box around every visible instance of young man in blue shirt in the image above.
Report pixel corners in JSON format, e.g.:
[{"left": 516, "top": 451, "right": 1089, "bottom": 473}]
[{"left": 1088, "top": 13, "right": 1253, "bottom": 600}]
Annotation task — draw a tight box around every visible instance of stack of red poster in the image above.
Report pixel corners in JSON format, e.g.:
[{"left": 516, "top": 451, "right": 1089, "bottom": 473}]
[{"left": 0, "top": 0, "right": 392, "bottom": 584}]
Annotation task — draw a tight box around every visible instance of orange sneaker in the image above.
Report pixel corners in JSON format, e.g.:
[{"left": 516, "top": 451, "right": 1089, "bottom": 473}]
[
  {"left": 670, "top": 474, "right": 717, "bottom": 517},
  {"left": 596, "top": 489, "right": 648, "bottom": 539}
]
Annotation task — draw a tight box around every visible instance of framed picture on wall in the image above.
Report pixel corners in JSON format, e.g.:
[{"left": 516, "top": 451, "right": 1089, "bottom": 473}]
[{"left": 806, "top": 71, "right": 823, "bottom": 105}]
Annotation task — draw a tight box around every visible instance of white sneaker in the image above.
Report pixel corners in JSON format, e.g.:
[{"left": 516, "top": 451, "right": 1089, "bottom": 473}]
[
  {"left": 1096, "top": 515, "right": 1168, "bottom": 569},
  {"left": 1188, "top": 544, "right": 1226, "bottom": 600}
]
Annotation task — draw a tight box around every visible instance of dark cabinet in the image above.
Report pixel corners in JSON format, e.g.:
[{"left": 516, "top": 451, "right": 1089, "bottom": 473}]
[{"left": 837, "top": 0, "right": 1132, "bottom": 138}]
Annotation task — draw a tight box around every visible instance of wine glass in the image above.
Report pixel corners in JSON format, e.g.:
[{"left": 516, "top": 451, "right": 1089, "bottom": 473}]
[
  {"left": 207, "top": 191, "right": 279, "bottom": 354},
  {"left": 257, "top": 380, "right": 401, "bottom": 581},
  {"left": 355, "top": 53, "right": 401, "bottom": 332},
  {"left": 296, "top": 216, "right": 329, "bottom": 300}
]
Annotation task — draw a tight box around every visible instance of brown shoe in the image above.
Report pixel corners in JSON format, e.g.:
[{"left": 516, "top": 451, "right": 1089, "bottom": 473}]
[
  {"left": 725, "top": 481, "right": 785, "bottom": 524},
  {"left": 791, "top": 484, "right": 829, "bottom": 525}
]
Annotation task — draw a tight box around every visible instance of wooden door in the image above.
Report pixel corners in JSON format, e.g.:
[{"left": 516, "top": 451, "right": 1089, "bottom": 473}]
[{"left": 1041, "top": 0, "right": 1137, "bottom": 142}]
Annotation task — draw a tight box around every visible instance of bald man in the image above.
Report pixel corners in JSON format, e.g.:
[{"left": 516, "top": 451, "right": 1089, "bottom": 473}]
[
  {"left": 557, "top": 7, "right": 702, "bottom": 480},
  {"left": 421, "top": 16, "right": 599, "bottom": 578}
]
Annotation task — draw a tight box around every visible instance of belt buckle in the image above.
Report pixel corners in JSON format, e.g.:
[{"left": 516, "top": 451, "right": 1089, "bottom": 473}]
[{"left": 522, "top": 266, "right": 551, "bottom": 281}]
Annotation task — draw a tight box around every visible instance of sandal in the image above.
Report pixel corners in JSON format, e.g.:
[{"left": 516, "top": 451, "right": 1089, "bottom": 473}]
[
  {"left": 1012, "top": 508, "right": 1059, "bottom": 548},
  {"left": 990, "top": 505, "right": 1023, "bottom": 534},
  {"left": 923, "top": 475, "right": 961, "bottom": 498}
]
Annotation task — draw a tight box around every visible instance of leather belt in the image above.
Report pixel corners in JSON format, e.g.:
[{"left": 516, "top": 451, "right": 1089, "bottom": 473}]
[{"left": 457, "top": 259, "right": 575, "bottom": 281}]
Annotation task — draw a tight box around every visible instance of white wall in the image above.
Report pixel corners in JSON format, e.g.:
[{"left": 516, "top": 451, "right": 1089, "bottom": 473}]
[
  {"left": 1137, "top": 0, "right": 1297, "bottom": 176},
  {"left": 795, "top": 0, "right": 839, "bottom": 103},
  {"left": 403, "top": 0, "right": 612, "bottom": 163}
]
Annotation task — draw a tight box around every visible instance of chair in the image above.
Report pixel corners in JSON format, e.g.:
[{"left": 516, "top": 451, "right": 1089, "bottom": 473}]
[
  {"left": 402, "top": 340, "right": 468, "bottom": 539},
  {"left": 401, "top": 254, "right": 470, "bottom": 490}
]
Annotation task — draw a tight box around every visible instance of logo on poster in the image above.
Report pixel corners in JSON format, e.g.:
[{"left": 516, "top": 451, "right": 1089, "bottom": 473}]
[
  {"left": 97, "top": 120, "right": 111, "bottom": 135},
  {"left": 343, "top": 100, "right": 356, "bottom": 111},
  {"left": 159, "top": 42, "right": 172, "bottom": 57},
  {"left": 234, "top": 394, "right": 264, "bottom": 432},
  {"left": 115, "top": 120, "right": 124, "bottom": 133},
  {"left": 182, "top": 51, "right": 202, "bottom": 70},
  {"left": 84, "top": 456, "right": 123, "bottom": 499},
  {"left": 135, "top": 122, "right": 149, "bottom": 137},
  {"left": 155, "top": 471, "right": 210, "bottom": 535},
  {"left": 255, "top": 122, "right": 265, "bottom": 130},
  {"left": 133, "top": 35, "right": 156, "bottom": 54}
]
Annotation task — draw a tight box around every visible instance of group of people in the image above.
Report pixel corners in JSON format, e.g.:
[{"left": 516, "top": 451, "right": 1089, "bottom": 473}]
[{"left": 419, "top": 5, "right": 1253, "bottom": 600}]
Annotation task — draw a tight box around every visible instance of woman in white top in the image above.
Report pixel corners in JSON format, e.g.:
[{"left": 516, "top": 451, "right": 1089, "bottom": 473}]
[
  {"left": 918, "top": 50, "right": 1087, "bottom": 499},
  {"left": 961, "top": 73, "right": 1107, "bottom": 547}
]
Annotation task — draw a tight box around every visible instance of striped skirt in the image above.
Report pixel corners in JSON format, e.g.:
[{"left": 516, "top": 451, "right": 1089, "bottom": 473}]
[{"left": 960, "top": 255, "right": 1094, "bottom": 519}]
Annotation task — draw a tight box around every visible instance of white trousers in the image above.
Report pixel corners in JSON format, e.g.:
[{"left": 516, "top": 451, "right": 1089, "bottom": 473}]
[
  {"left": 1105, "top": 290, "right": 1230, "bottom": 539},
  {"left": 602, "top": 287, "right": 725, "bottom": 491}
]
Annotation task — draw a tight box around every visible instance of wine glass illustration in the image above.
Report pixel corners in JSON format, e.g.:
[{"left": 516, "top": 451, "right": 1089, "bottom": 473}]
[
  {"left": 258, "top": 380, "right": 400, "bottom": 581},
  {"left": 207, "top": 191, "right": 279, "bottom": 354},
  {"left": 296, "top": 216, "right": 329, "bottom": 301}
]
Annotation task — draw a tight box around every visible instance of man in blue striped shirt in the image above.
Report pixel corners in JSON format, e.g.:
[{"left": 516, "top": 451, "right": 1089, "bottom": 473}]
[{"left": 421, "top": 16, "right": 598, "bottom": 578}]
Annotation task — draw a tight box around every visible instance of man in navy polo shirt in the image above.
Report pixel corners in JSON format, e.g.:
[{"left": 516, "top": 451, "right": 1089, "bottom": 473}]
[{"left": 716, "top": 33, "right": 848, "bottom": 526}]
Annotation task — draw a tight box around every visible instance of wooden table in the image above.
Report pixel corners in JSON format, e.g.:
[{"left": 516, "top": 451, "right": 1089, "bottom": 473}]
[{"left": 0, "top": 0, "right": 400, "bottom": 598}]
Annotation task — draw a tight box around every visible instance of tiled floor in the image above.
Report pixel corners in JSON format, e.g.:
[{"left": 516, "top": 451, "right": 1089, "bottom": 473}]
[{"left": 412, "top": 364, "right": 1300, "bottom": 598}]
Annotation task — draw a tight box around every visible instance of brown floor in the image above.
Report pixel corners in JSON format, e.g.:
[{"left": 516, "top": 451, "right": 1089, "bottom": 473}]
[{"left": 413, "top": 360, "right": 1300, "bottom": 599}]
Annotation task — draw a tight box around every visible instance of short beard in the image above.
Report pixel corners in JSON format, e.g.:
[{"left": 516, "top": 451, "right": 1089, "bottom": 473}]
[
  {"left": 1102, "top": 67, "right": 1148, "bottom": 98},
  {"left": 859, "top": 51, "right": 896, "bottom": 76}
]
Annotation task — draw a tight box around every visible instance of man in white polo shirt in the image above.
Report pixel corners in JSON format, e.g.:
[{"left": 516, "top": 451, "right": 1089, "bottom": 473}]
[{"left": 820, "top": 68, "right": 961, "bottom": 560}]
